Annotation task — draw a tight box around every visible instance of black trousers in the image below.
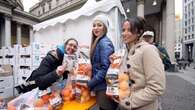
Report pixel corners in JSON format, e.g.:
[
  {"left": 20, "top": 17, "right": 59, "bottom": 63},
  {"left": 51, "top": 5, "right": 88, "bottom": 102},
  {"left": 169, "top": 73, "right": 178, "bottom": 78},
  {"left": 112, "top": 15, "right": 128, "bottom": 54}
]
[{"left": 96, "top": 90, "right": 118, "bottom": 110}]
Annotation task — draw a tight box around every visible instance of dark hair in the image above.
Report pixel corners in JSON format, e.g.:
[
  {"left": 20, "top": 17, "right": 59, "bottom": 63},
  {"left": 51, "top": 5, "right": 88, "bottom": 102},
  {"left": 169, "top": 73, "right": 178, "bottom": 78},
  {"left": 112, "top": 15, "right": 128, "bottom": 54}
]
[
  {"left": 124, "top": 16, "right": 146, "bottom": 38},
  {"left": 64, "top": 38, "right": 78, "bottom": 47}
]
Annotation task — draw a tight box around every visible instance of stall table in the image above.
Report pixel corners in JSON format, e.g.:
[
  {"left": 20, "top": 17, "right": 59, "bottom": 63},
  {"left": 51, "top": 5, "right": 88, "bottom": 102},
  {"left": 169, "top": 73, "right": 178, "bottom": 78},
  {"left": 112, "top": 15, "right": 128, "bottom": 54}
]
[{"left": 61, "top": 97, "right": 96, "bottom": 110}]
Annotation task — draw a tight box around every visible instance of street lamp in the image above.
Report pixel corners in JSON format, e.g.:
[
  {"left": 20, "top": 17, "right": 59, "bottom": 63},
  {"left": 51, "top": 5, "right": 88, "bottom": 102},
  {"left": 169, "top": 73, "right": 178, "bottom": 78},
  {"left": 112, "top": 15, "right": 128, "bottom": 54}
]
[
  {"left": 152, "top": 0, "right": 157, "bottom": 6},
  {"left": 126, "top": 8, "right": 130, "bottom": 13}
]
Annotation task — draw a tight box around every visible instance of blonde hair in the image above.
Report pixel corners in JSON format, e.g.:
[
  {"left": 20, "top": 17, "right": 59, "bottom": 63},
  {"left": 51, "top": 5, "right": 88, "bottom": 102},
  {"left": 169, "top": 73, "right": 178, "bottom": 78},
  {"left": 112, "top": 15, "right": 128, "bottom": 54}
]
[{"left": 89, "top": 22, "right": 107, "bottom": 60}]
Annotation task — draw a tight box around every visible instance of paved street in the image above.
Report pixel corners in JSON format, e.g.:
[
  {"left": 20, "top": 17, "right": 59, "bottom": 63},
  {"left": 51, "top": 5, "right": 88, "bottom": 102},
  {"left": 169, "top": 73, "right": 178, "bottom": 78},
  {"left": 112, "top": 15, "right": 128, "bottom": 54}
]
[{"left": 161, "top": 65, "right": 195, "bottom": 110}]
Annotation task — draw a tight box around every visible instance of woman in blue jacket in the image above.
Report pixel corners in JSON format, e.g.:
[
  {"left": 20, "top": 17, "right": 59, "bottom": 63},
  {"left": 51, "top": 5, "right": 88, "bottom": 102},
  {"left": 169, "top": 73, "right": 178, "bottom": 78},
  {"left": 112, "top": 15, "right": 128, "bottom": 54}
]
[
  {"left": 87, "top": 15, "right": 117, "bottom": 110},
  {"left": 16, "top": 38, "right": 78, "bottom": 93}
]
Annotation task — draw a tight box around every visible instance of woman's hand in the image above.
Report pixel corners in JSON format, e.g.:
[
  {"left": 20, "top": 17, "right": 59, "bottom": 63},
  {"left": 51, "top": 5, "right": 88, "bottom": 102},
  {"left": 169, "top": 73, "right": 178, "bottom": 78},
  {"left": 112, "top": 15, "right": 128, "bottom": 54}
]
[
  {"left": 109, "top": 53, "right": 121, "bottom": 63},
  {"left": 109, "top": 54, "right": 116, "bottom": 64},
  {"left": 56, "top": 64, "right": 67, "bottom": 76},
  {"left": 111, "top": 95, "right": 120, "bottom": 103}
]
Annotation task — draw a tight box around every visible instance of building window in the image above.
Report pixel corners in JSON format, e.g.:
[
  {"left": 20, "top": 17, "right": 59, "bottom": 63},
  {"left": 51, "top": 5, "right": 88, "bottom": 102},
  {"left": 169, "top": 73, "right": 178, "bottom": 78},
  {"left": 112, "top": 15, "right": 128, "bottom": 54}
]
[
  {"left": 192, "top": 25, "right": 194, "bottom": 31},
  {"left": 188, "top": 4, "right": 190, "bottom": 10},
  {"left": 42, "top": 6, "right": 45, "bottom": 13},
  {"left": 185, "top": 21, "right": 187, "bottom": 26},
  {"left": 188, "top": 26, "right": 191, "bottom": 32},
  {"left": 38, "top": 10, "right": 40, "bottom": 15},
  {"left": 192, "top": 34, "right": 194, "bottom": 38},
  {"left": 56, "top": 0, "right": 59, "bottom": 5},
  {"left": 188, "top": 19, "right": 191, "bottom": 25},
  {"left": 185, "top": 36, "right": 187, "bottom": 40},
  {"left": 188, "top": 11, "right": 191, "bottom": 17},
  {"left": 192, "top": 18, "right": 194, "bottom": 23},
  {"left": 192, "top": 1, "right": 194, "bottom": 7},
  {"left": 185, "top": 0, "right": 187, "bottom": 3},
  {"left": 192, "top": 9, "right": 194, "bottom": 15},
  {"left": 185, "top": 28, "right": 187, "bottom": 33},
  {"left": 41, "top": 3, "right": 45, "bottom": 13},
  {"left": 48, "top": 2, "right": 52, "bottom": 10},
  {"left": 188, "top": 35, "right": 190, "bottom": 39},
  {"left": 185, "top": 6, "right": 187, "bottom": 12},
  {"left": 185, "top": 14, "right": 187, "bottom": 19}
]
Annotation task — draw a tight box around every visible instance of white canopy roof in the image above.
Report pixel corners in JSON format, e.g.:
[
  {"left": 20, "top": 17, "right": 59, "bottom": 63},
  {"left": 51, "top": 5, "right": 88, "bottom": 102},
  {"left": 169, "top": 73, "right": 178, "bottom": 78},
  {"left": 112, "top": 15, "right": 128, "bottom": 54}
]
[{"left": 33, "top": 0, "right": 126, "bottom": 31}]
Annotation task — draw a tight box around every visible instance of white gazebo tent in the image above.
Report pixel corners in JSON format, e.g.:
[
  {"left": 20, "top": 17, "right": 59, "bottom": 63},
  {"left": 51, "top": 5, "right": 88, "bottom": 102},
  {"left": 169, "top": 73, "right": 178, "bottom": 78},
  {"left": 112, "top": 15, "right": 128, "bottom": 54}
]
[{"left": 33, "top": 0, "right": 126, "bottom": 50}]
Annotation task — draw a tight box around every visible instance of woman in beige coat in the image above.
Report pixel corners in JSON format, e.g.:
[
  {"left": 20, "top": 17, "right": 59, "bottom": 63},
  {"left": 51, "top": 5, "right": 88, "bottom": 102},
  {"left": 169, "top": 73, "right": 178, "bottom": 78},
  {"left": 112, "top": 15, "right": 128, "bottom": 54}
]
[{"left": 118, "top": 17, "right": 166, "bottom": 110}]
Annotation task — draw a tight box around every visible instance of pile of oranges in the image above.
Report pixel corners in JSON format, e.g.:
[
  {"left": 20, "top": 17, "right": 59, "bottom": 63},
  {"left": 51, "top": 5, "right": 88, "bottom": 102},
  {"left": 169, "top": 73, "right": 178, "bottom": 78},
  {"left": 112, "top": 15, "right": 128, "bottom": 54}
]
[
  {"left": 8, "top": 92, "right": 59, "bottom": 110},
  {"left": 118, "top": 73, "right": 130, "bottom": 99},
  {"left": 61, "top": 84, "right": 74, "bottom": 102},
  {"left": 7, "top": 58, "right": 92, "bottom": 110},
  {"left": 77, "top": 63, "right": 92, "bottom": 77},
  {"left": 34, "top": 92, "right": 62, "bottom": 110},
  {"left": 61, "top": 60, "right": 92, "bottom": 103}
]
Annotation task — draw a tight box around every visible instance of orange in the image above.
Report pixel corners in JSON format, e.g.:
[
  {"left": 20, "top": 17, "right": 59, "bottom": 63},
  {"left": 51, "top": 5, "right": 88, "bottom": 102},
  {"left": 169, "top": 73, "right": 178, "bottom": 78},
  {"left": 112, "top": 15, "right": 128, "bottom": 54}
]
[
  {"left": 82, "top": 89, "right": 90, "bottom": 97},
  {"left": 41, "top": 95, "right": 50, "bottom": 104},
  {"left": 48, "top": 104, "right": 53, "bottom": 110},
  {"left": 85, "top": 64, "right": 92, "bottom": 76},
  {"left": 119, "top": 81, "right": 129, "bottom": 91},
  {"left": 34, "top": 98, "right": 45, "bottom": 107},
  {"left": 118, "top": 73, "right": 129, "bottom": 82},
  {"left": 7, "top": 104, "right": 16, "bottom": 110},
  {"left": 64, "top": 96, "right": 71, "bottom": 102},
  {"left": 119, "top": 89, "right": 130, "bottom": 99},
  {"left": 111, "top": 63, "right": 120, "bottom": 68},
  {"left": 61, "top": 88, "right": 71, "bottom": 97}
]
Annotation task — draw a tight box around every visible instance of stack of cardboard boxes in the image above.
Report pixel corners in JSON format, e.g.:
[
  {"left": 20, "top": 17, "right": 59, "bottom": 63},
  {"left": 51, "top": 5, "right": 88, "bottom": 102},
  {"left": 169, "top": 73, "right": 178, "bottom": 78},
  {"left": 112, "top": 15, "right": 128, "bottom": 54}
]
[
  {"left": 0, "top": 65, "right": 13, "bottom": 99},
  {"left": 0, "top": 43, "right": 57, "bottom": 97}
]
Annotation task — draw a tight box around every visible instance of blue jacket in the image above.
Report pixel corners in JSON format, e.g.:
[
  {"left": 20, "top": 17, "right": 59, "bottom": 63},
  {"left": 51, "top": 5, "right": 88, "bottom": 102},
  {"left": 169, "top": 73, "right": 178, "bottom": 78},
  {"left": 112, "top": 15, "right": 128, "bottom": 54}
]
[{"left": 88, "top": 35, "right": 114, "bottom": 91}]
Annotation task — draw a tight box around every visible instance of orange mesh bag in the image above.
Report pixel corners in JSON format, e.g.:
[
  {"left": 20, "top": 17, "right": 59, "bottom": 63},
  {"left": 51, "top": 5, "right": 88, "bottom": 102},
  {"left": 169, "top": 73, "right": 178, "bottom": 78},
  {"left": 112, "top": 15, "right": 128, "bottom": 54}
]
[
  {"left": 106, "top": 49, "right": 132, "bottom": 100},
  {"left": 74, "top": 56, "right": 92, "bottom": 103}
]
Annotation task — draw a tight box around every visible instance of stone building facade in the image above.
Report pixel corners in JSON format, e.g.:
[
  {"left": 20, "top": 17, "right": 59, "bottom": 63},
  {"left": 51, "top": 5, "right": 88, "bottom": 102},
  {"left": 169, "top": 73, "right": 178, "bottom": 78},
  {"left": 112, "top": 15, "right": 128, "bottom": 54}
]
[
  {"left": 29, "top": 0, "right": 87, "bottom": 21},
  {"left": 0, "top": 0, "right": 39, "bottom": 47},
  {"left": 183, "top": 0, "right": 195, "bottom": 62}
]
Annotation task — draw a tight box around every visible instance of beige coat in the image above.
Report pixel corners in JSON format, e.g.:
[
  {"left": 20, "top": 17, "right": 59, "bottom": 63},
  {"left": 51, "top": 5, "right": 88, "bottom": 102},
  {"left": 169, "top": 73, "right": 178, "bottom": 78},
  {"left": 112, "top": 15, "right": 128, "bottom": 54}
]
[{"left": 119, "top": 41, "right": 166, "bottom": 110}]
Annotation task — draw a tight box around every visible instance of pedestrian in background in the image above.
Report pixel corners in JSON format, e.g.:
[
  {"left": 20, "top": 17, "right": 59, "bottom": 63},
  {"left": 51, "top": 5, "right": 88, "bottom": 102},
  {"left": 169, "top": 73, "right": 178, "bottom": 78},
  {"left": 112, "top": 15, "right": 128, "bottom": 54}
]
[
  {"left": 142, "top": 26, "right": 172, "bottom": 71},
  {"left": 118, "top": 17, "right": 166, "bottom": 110},
  {"left": 87, "top": 14, "right": 117, "bottom": 110}
]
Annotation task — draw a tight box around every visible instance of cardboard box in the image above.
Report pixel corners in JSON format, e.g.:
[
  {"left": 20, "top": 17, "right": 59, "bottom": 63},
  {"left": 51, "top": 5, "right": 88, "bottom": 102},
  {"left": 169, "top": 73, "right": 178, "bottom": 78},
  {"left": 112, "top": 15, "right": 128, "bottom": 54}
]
[
  {"left": 0, "top": 87, "right": 14, "bottom": 98},
  {"left": 4, "top": 46, "right": 14, "bottom": 56},
  {"left": 0, "top": 49, "right": 3, "bottom": 56},
  {"left": 0, "top": 75, "right": 13, "bottom": 89},
  {"left": 25, "top": 46, "right": 31, "bottom": 55},
  {"left": 0, "top": 57, "right": 3, "bottom": 65},
  {"left": 25, "top": 58, "right": 31, "bottom": 66},
  {"left": 19, "top": 58, "right": 25, "bottom": 66},
  {"left": 32, "top": 55, "right": 42, "bottom": 66},
  {"left": 0, "top": 64, "right": 13, "bottom": 76},
  {"left": 14, "top": 75, "right": 20, "bottom": 86}
]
